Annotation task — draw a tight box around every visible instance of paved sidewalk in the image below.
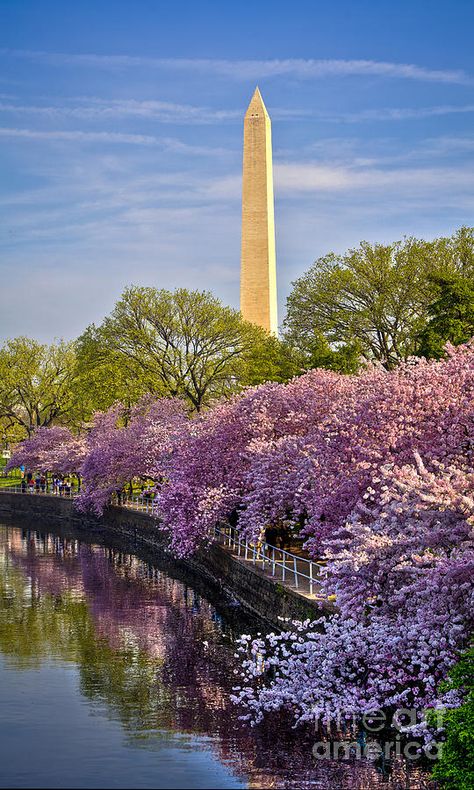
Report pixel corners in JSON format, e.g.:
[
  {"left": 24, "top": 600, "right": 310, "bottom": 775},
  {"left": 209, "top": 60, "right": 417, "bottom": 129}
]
[{"left": 215, "top": 532, "right": 328, "bottom": 603}]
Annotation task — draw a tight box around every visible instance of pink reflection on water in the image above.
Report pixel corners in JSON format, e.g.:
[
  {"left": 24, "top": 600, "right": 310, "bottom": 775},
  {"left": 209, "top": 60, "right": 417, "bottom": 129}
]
[{"left": 1, "top": 525, "right": 437, "bottom": 790}]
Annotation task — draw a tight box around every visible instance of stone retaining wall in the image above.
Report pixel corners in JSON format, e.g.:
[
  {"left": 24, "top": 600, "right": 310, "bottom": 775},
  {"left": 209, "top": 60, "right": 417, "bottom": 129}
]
[{"left": 0, "top": 492, "right": 325, "bottom": 627}]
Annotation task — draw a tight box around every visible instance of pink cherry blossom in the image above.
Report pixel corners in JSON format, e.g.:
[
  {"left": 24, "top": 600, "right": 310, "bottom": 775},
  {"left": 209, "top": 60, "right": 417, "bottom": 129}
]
[
  {"left": 8, "top": 425, "right": 87, "bottom": 475},
  {"left": 8, "top": 340, "right": 474, "bottom": 733}
]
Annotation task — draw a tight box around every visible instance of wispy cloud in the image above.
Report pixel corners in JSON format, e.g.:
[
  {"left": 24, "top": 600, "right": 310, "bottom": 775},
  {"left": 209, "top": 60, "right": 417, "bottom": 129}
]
[
  {"left": 78, "top": 97, "right": 240, "bottom": 122},
  {"left": 4, "top": 97, "right": 474, "bottom": 128},
  {"left": 2, "top": 142, "right": 473, "bottom": 342},
  {"left": 187, "top": 158, "right": 474, "bottom": 200},
  {"left": 323, "top": 104, "right": 474, "bottom": 122},
  {"left": 0, "top": 127, "right": 163, "bottom": 144},
  {"left": 274, "top": 161, "right": 474, "bottom": 194},
  {"left": 0, "top": 98, "right": 240, "bottom": 124},
  {"left": 1, "top": 49, "right": 471, "bottom": 85},
  {"left": 287, "top": 134, "right": 474, "bottom": 170},
  {"left": 0, "top": 97, "right": 310, "bottom": 124},
  {"left": 0, "top": 126, "right": 228, "bottom": 155},
  {"left": 422, "top": 135, "right": 474, "bottom": 157}
]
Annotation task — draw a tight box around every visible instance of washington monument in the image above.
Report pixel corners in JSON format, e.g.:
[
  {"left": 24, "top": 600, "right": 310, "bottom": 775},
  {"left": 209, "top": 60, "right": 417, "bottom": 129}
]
[{"left": 240, "top": 87, "right": 278, "bottom": 336}]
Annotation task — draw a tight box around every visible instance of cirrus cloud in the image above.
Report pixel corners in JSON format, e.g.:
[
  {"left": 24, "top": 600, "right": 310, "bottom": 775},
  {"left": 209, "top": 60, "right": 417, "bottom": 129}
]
[{"left": 1, "top": 48, "right": 471, "bottom": 85}]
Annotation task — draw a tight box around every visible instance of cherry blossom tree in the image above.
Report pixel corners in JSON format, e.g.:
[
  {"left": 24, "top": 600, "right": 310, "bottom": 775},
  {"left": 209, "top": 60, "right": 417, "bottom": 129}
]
[
  {"left": 7, "top": 425, "right": 87, "bottom": 475},
  {"left": 155, "top": 341, "right": 474, "bottom": 731},
  {"left": 157, "top": 342, "right": 473, "bottom": 556},
  {"left": 233, "top": 456, "right": 474, "bottom": 727},
  {"left": 232, "top": 342, "right": 474, "bottom": 550},
  {"left": 157, "top": 369, "right": 353, "bottom": 556},
  {"left": 76, "top": 396, "right": 185, "bottom": 516},
  {"left": 7, "top": 340, "right": 474, "bottom": 738}
]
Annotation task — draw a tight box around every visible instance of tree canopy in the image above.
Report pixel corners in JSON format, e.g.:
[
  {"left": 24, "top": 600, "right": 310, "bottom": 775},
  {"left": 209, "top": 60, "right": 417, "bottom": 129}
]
[
  {"left": 428, "top": 646, "right": 474, "bottom": 790},
  {"left": 12, "top": 341, "right": 474, "bottom": 742},
  {"left": 4, "top": 229, "right": 474, "bottom": 438},
  {"left": 284, "top": 227, "right": 474, "bottom": 369},
  {"left": 76, "top": 286, "right": 297, "bottom": 412},
  {"left": 0, "top": 337, "right": 76, "bottom": 438},
  {"left": 417, "top": 274, "right": 474, "bottom": 359}
]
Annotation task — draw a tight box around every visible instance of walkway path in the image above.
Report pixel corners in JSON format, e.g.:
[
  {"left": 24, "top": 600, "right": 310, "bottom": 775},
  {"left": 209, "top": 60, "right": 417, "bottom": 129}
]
[{"left": 213, "top": 524, "right": 328, "bottom": 602}]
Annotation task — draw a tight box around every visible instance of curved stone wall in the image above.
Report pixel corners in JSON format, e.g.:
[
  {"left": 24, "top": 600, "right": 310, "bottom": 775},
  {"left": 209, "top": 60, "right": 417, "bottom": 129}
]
[{"left": 0, "top": 492, "right": 323, "bottom": 627}]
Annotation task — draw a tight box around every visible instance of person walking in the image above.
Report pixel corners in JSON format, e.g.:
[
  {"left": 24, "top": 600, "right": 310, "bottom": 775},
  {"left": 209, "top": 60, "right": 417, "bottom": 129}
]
[
  {"left": 278, "top": 520, "right": 291, "bottom": 552},
  {"left": 264, "top": 524, "right": 278, "bottom": 548}
]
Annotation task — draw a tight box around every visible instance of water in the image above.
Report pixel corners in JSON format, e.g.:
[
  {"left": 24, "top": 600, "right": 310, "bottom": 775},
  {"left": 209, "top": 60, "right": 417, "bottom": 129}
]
[{"left": 0, "top": 520, "right": 435, "bottom": 789}]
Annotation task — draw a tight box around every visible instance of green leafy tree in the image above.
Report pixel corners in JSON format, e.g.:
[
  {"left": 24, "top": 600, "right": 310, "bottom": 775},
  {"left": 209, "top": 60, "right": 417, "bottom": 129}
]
[
  {"left": 240, "top": 333, "right": 303, "bottom": 385},
  {"left": 417, "top": 275, "right": 474, "bottom": 359},
  {"left": 73, "top": 324, "right": 152, "bottom": 421},
  {"left": 430, "top": 225, "right": 474, "bottom": 276},
  {"left": 429, "top": 647, "right": 474, "bottom": 790},
  {"left": 76, "top": 287, "right": 296, "bottom": 412},
  {"left": 284, "top": 227, "right": 474, "bottom": 369},
  {"left": 0, "top": 416, "right": 25, "bottom": 450},
  {"left": 0, "top": 337, "right": 76, "bottom": 438},
  {"left": 283, "top": 326, "right": 361, "bottom": 374}
]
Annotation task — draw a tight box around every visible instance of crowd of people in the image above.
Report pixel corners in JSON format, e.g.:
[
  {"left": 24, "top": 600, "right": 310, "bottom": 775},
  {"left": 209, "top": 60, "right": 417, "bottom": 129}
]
[{"left": 20, "top": 471, "right": 74, "bottom": 496}]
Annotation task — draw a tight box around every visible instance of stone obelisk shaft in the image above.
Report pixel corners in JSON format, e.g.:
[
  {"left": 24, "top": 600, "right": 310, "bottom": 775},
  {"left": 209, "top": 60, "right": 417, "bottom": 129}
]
[{"left": 240, "top": 87, "right": 278, "bottom": 335}]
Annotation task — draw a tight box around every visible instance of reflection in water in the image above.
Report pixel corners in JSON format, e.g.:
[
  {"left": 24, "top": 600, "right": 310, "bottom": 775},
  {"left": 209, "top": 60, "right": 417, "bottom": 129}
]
[{"left": 0, "top": 522, "right": 435, "bottom": 789}]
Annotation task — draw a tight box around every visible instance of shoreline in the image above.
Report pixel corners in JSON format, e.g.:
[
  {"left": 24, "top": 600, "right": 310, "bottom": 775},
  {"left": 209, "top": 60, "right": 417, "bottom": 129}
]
[{"left": 0, "top": 491, "right": 326, "bottom": 628}]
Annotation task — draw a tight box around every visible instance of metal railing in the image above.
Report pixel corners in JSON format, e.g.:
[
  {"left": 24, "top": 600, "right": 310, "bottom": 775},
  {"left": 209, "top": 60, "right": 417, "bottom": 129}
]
[
  {"left": 118, "top": 493, "right": 155, "bottom": 515},
  {"left": 214, "top": 524, "right": 326, "bottom": 597},
  {"left": 0, "top": 486, "right": 152, "bottom": 508},
  {"left": 0, "top": 483, "right": 78, "bottom": 498}
]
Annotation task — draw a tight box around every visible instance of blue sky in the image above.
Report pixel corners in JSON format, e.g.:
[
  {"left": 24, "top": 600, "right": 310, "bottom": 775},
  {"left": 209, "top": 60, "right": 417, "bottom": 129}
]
[{"left": 1, "top": 0, "right": 474, "bottom": 342}]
